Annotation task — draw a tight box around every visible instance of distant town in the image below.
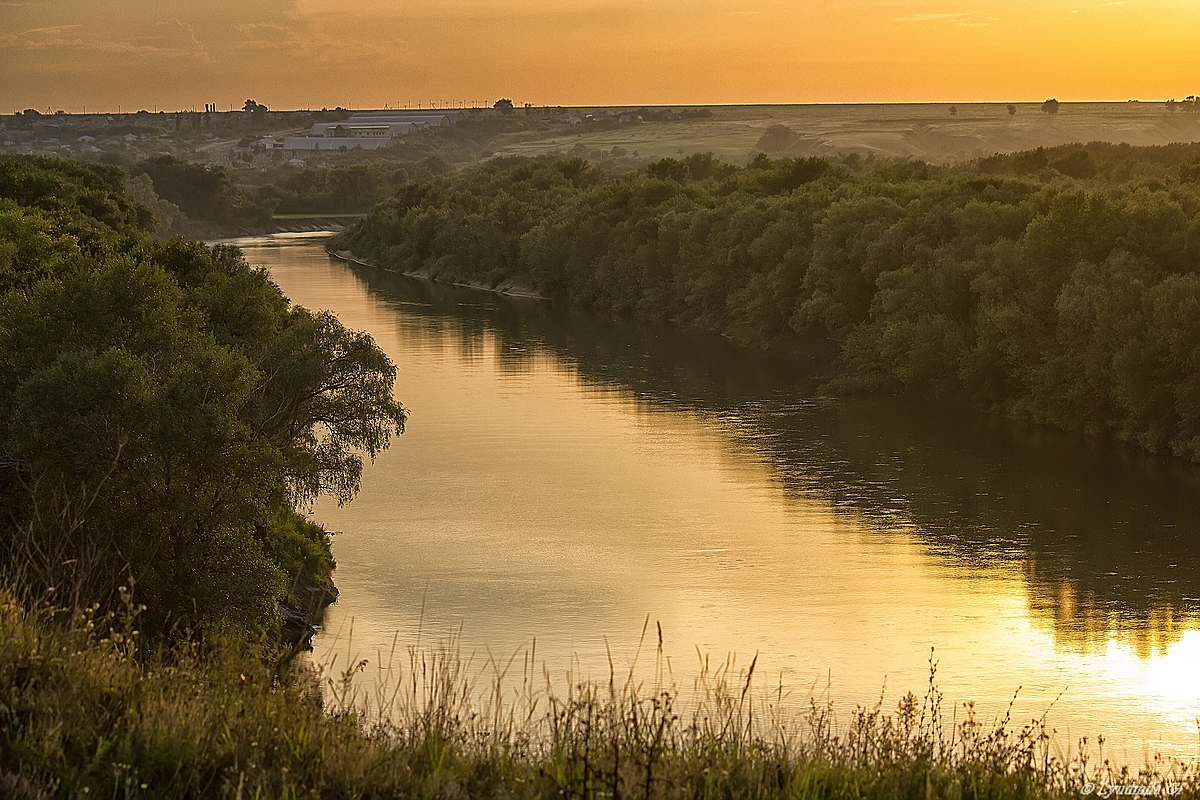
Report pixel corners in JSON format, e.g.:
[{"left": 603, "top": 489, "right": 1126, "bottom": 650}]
[{"left": 0, "top": 100, "right": 706, "bottom": 170}]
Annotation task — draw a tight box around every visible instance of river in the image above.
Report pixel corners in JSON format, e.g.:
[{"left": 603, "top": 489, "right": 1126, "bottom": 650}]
[{"left": 237, "top": 232, "right": 1200, "bottom": 764}]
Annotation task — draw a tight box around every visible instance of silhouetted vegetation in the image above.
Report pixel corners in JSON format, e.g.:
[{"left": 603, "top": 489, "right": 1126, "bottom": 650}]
[
  {"left": 254, "top": 162, "right": 413, "bottom": 216},
  {"left": 3, "top": 595, "right": 1194, "bottom": 798},
  {"left": 132, "top": 159, "right": 445, "bottom": 235},
  {"left": 0, "top": 157, "right": 406, "bottom": 640},
  {"left": 133, "top": 155, "right": 274, "bottom": 232},
  {"left": 334, "top": 144, "right": 1200, "bottom": 461}
]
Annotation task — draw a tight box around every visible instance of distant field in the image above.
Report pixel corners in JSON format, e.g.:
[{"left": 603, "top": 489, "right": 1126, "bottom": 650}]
[{"left": 491, "top": 102, "right": 1200, "bottom": 164}]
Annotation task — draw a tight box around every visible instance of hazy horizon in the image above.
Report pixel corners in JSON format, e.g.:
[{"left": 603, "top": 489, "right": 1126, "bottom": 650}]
[
  {"left": 5, "top": 100, "right": 1192, "bottom": 115},
  {"left": 2, "top": 0, "right": 1197, "bottom": 113}
]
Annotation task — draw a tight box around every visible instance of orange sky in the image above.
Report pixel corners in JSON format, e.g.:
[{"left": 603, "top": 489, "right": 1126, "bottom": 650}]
[{"left": 1, "top": 0, "right": 1198, "bottom": 111}]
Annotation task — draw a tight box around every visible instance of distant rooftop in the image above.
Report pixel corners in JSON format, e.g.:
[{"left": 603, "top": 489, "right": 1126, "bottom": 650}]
[{"left": 349, "top": 110, "right": 464, "bottom": 123}]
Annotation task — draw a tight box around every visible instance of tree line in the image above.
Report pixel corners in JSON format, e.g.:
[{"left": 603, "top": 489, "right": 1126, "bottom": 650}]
[
  {"left": 333, "top": 143, "right": 1200, "bottom": 462},
  {"left": 0, "top": 156, "right": 406, "bottom": 640},
  {"left": 129, "top": 156, "right": 435, "bottom": 236}
]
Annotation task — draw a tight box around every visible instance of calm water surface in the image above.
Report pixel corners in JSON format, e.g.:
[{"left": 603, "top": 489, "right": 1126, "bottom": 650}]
[{"left": 240, "top": 233, "right": 1200, "bottom": 763}]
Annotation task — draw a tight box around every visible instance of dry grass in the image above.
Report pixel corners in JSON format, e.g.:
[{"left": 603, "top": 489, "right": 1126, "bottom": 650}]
[{"left": 1, "top": 595, "right": 1196, "bottom": 799}]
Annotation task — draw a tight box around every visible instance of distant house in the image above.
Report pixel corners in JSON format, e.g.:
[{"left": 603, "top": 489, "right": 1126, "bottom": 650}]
[
  {"left": 308, "top": 112, "right": 454, "bottom": 137},
  {"left": 308, "top": 120, "right": 425, "bottom": 137}
]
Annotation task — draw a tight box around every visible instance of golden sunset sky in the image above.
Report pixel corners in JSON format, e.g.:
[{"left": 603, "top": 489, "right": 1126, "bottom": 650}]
[{"left": 1, "top": 0, "right": 1197, "bottom": 111}]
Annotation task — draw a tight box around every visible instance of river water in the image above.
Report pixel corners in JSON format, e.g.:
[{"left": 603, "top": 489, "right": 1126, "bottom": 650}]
[{"left": 239, "top": 233, "right": 1200, "bottom": 764}]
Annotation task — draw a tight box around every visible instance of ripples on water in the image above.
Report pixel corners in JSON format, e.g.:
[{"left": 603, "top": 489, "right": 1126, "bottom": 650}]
[{"left": 238, "top": 234, "right": 1200, "bottom": 764}]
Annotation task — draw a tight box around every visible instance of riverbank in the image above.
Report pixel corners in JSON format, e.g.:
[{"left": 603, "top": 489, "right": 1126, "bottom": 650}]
[
  {"left": 327, "top": 246, "right": 548, "bottom": 299},
  {"left": 192, "top": 221, "right": 352, "bottom": 244},
  {"left": 248, "top": 234, "right": 1200, "bottom": 766},
  {"left": 331, "top": 148, "right": 1200, "bottom": 466},
  {"left": 4, "top": 592, "right": 1194, "bottom": 799}
]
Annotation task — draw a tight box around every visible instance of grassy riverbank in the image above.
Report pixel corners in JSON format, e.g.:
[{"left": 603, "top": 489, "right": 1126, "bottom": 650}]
[{"left": 3, "top": 597, "right": 1195, "bottom": 799}]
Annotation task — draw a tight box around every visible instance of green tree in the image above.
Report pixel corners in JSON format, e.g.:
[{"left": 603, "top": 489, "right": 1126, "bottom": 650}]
[
  {"left": 0, "top": 158, "right": 406, "bottom": 638},
  {"left": 331, "top": 146, "right": 1200, "bottom": 465},
  {"left": 135, "top": 155, "right": 272, "bottom": 231}
]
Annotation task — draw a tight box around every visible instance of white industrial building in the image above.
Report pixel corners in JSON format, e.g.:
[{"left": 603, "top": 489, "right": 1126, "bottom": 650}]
[
  {"left": 283, "top": 137, "right": 395, "bottom": 151},
  {"left": 283, "top": 111, "right": 463, "bottom": 152}
]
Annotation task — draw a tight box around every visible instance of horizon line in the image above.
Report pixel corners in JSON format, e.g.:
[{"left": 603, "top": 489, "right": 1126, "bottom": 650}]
[{"left": 11, "top": 99, "right": 1192, "bottom": 116}]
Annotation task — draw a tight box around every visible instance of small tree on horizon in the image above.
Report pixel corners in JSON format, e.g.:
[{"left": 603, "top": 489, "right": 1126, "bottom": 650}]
[
  {"left": 1007, "top": 104, "right": 1017, "bottom": 116},
  {"left": 1041, "top": 98, "right": 1060, "bottom": 115}
]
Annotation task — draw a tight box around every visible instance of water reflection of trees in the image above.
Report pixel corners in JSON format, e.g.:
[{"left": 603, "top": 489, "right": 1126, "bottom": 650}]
[{"left": 347, "top": 263, "right": 1200, "bottom": 656}]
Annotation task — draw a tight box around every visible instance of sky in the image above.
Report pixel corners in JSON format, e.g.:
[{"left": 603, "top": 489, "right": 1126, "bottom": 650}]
[{"left": 1, "top": 0, "right": 1198, "bottom": 111}]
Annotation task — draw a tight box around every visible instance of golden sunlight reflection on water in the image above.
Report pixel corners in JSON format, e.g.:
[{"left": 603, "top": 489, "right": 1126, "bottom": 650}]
[{"left": 239, "top": 234, "right": 1200, "bottom": 765}]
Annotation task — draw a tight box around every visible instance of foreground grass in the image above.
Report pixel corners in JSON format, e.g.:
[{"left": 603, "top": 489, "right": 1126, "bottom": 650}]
[{"left": 0, "top": 597, "right": 1195, "bottom": 800}]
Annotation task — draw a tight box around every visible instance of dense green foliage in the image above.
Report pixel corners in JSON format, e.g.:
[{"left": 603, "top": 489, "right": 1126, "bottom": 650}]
[
  {"left": 335, "top": 143, "right": 1200, "bottom": 460},
  {"left": 254, "top": 163, "right": 413, "bottom": 216},
  {"left": 0, "top": 158, "right": 156, "bottom": 248},
  {"left": 133, "top": 155, "right": 273, "bottom": 232},
  {"left": 4, "top": 595, "right": 1190, "bottom": 799},
  {"left": 131, "top": 159, "right": 428, "bottom": 234},
  {"left": 0, "top": 157, "right": 406, "bottom": 637}
]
